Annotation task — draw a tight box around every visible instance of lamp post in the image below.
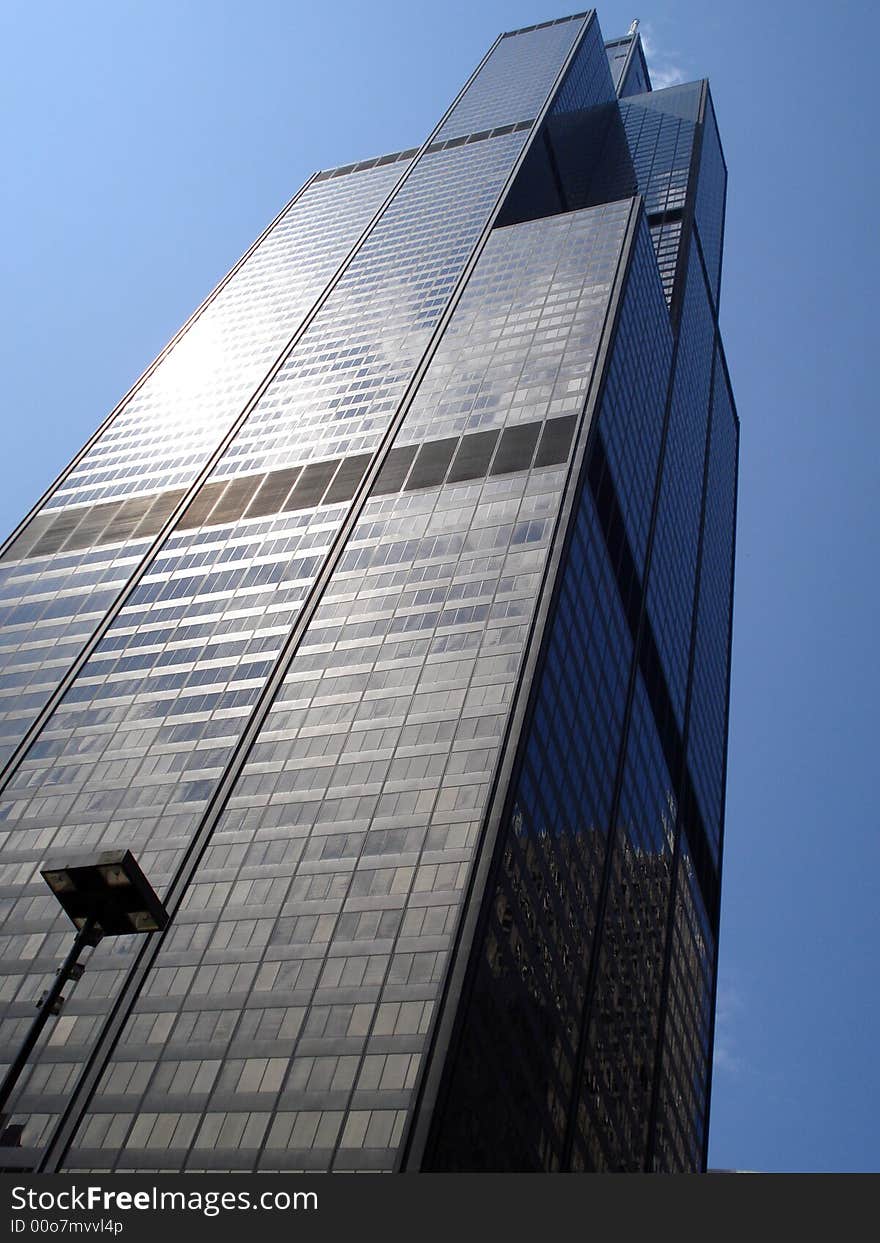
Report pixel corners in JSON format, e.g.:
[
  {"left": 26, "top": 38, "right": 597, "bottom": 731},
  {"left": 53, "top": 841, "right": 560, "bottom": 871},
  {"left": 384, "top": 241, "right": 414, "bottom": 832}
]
[{"left": 0, "top": 850, "right": 168, "bottom": 1122}]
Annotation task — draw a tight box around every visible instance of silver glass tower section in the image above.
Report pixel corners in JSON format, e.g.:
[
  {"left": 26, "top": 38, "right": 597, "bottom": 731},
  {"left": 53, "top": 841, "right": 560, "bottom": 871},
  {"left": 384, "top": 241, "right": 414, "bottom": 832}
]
[{"left": 0, "top": 11, "right": 736, "bottom": 1173}]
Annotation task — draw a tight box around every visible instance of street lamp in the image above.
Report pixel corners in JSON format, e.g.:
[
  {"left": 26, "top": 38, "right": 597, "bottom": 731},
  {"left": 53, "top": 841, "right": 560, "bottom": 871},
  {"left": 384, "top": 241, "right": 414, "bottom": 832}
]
[{"left": 0, "top": 849, "right": 169, "bottom": 1122}]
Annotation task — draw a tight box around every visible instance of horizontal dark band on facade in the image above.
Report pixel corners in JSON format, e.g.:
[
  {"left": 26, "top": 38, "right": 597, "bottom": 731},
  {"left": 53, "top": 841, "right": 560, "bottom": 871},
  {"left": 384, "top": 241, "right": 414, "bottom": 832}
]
[
  {"left": 1, "top": 416, "right": 576, "bottom": 563},
  {"left": 588, "top": 430, "right": 720, "bottom": 927},
  {"left": 314, "top": 148, "right": 419, "bottom": 181},
  {"left": 315, "top": 121, "right": 536, "bottom": 181},
  {"left": 503, "top": 12, "right": 588, "bottom": 37},
  {"left": 424, "top": 120, "right": 534, "bottom": 154},
  {"left": 646, "top": 206, "right": 684, "bottom": 228},
  {"left": 0, "top": 488, "right": 191, "bottom": 566}
]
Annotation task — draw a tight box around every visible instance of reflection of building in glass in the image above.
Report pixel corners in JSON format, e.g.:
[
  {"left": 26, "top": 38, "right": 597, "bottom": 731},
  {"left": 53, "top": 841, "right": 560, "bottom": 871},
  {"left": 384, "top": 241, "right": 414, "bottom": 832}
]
[{"left": 0, "top": 11, "right": 736, "bottom": 1172}]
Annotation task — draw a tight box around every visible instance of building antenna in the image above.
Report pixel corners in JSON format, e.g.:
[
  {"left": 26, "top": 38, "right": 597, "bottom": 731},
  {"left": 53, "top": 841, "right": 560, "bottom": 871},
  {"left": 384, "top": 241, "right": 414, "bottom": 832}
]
[{"left": 628, "top": 18, "right": 640, "bottom": 35}]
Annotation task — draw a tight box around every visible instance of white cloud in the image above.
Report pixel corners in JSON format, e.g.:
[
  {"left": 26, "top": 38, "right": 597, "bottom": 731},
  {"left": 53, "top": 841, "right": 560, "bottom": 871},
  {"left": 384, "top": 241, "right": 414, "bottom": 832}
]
[{"left": 639, "top": 24, "right": 686, "bottom": 91}]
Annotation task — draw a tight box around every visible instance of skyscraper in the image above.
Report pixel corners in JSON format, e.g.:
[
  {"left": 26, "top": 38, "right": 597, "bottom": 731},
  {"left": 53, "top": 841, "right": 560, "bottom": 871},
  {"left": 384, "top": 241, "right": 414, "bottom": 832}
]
[{"left": 0, "top": 10, "right": 736, "bottom": 1173}]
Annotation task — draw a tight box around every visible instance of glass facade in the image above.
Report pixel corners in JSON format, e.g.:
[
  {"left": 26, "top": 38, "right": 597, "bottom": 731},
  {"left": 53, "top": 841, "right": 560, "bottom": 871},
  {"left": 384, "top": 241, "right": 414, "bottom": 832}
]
[{"left": 0, "top": 11, "right": 737, "bottom": 1175}]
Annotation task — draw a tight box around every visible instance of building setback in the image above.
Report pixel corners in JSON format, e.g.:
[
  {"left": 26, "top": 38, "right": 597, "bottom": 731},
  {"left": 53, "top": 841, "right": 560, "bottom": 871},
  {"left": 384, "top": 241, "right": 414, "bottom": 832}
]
[{"left": 0, "top": 10, "right": 737, "bottom": 1172}]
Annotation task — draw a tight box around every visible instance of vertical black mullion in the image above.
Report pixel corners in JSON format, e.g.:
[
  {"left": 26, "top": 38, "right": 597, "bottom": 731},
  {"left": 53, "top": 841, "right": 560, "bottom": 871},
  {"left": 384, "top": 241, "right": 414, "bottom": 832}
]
[
  {"left": 559, "top": 112, "right": 712, "bottom": 1160},
  {"left": 635, "top": 93, "right": 718, "bottom": 1162},
  {"left": 699, "top": 348, "right": 740, "bottom": 1173},
  {"left": 406, "top": 196, "right": 641, "bottom": 1174},
  {"left": 558, "top": 242, "right": 686, "bottom": 1169},
  {"left": 643, "top": 300, "right": 717, "bottom": 1171}
]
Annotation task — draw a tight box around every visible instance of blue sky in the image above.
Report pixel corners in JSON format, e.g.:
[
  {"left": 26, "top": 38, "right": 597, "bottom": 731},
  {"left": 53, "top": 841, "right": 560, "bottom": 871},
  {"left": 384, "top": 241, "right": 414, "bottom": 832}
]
[{"left": 1, "top": 1, "right": 877, "bottom": 1172}]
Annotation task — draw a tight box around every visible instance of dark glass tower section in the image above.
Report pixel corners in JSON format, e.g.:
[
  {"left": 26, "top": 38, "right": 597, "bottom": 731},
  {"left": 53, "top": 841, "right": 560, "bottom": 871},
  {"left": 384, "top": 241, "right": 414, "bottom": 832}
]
[{"left": 0, "top": 11, "right": 736, "bottom": 1173}]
